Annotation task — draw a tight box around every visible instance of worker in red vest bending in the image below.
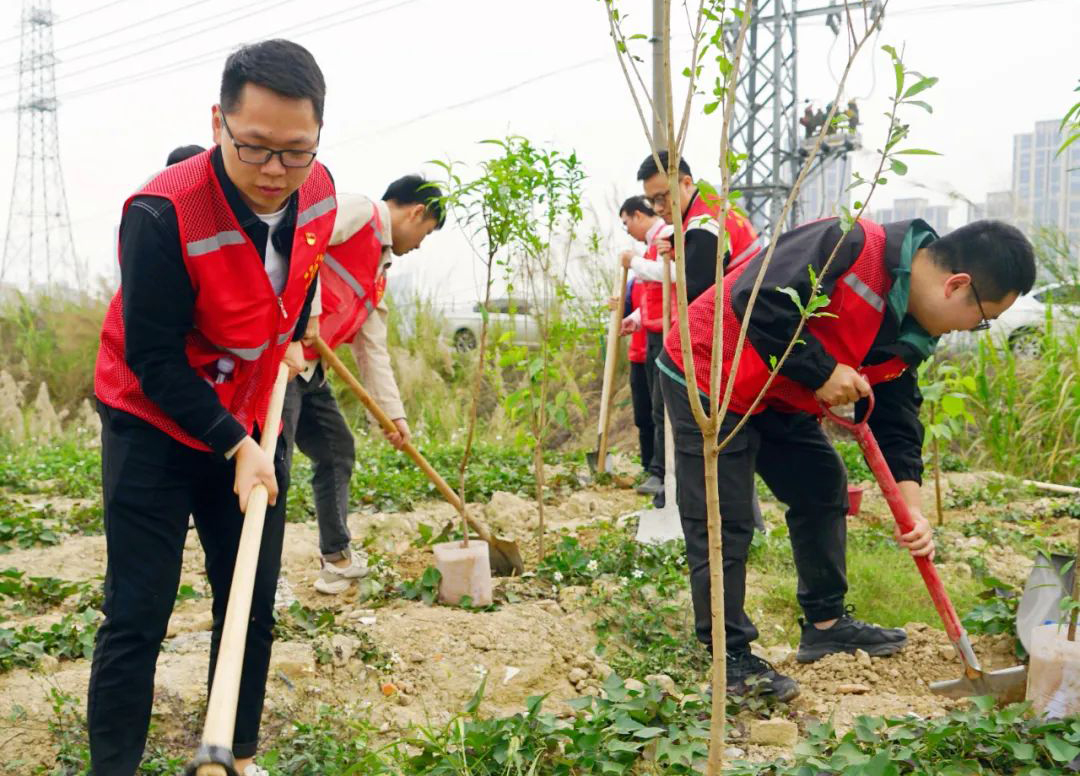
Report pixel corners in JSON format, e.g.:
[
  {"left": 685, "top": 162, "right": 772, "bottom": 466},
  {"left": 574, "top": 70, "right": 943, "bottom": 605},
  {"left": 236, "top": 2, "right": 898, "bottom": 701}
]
[
  {"left": 90, "top": 41, "right": 333, "bottom": 776},
  {"left": 624, "top": 152, "right": 761, "bottom": 506},
  {"left": 659, "top": 216, "right": 1035, "bottom": 701},
  {"left": 621, "top": 268, "right": 654, "bottom": 476},
  {"left": 284, "top": 176, "right": 444, "bottom": 595}
]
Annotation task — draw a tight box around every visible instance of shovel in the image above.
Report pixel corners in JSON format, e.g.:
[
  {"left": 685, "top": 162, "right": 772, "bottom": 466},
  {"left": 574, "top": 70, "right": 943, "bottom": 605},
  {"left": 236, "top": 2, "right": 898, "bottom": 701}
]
[
  {"left": 1017, "top": 551, "right": 1075, "bottom": 654},
  {"left": 587, "top": 265, "right": 628, "bottom": 475},
  {"left": 823, "top": 391, "right": 1028, "bottom": 700},
  {"left": 314, "top": 337, "right": 524, "bottom": 577},
  {"left": 188, "top": 362, "right": 290, "bottom": 776}
]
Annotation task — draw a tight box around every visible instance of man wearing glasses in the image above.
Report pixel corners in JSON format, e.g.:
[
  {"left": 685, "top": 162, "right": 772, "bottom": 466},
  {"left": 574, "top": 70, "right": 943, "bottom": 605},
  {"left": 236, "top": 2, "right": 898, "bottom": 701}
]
[
  {"left": 626, "top": 152, "right": 761, "bottom": 502},
  {"left": 658, "top": 215, "right": 1035, "bottom": 703},
  {"left": 91, "top": 40, "right": 333, "bottom": 776}
]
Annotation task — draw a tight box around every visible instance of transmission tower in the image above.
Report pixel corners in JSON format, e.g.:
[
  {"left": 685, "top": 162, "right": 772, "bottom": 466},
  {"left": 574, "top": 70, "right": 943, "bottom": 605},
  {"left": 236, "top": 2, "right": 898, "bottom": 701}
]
[
  {"left": 731, "top": 0, "right": 881, "bottom": 236},
  {"left": 2, "top": 0, "right": 80, "bottom": 290}
]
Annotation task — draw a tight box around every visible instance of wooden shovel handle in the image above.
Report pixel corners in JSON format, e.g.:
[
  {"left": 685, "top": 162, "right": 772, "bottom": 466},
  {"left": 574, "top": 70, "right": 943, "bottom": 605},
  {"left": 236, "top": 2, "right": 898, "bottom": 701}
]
[
  {"left": 199, "top": 362, "right": 289, "bottom": 759},
  {"left": 313, "top": 337, "right": 492, "bottom": 543}
]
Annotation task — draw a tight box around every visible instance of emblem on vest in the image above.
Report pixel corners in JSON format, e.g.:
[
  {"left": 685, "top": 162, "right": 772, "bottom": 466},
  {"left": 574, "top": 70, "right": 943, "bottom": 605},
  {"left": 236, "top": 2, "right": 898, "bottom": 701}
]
[
  {"left": 305, "top": 232, "right": 317, "bottom": 246},
  {"left": 303, "top": 253, "right": 324, "bottom": 288}
]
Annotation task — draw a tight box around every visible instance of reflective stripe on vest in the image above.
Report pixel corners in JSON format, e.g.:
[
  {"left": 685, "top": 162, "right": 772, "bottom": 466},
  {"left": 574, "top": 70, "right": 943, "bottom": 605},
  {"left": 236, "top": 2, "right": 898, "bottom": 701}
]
[
  {"left": 323, "top": 251, "right": 368, "bottom": 303},
  {"left": 843, "top": 273, "right": 886, "bottom": 313},
  {"left": 730, "top": 235, "right": 762, "bottom": 268},
  {"left": 298, "top": 195, "right": 337, "bottom": 228},
  {"left": 187, "top": 230, "right": 245, "bottom": 257}
]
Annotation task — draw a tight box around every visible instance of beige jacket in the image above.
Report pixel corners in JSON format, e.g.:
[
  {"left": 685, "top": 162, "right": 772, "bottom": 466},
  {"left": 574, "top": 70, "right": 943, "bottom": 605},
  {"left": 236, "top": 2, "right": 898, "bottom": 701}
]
[{"left": 302, "top": 194, "right": 406, "bottom": 420}]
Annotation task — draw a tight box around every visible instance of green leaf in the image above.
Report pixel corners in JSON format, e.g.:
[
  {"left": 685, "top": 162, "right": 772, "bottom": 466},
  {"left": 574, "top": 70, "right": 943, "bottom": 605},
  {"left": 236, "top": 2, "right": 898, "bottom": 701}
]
[
  {"left": 890, "top": 158, "right": 909, "bottom": 176},
  {"left": 464, "top": 672, "right": 488, "bottom": 713},
  {"left": 704, "top": 101, "right": 720, "bottom": 115},
  {"left": 904, "top": 100, "right": 935, "bottom": 113},
  {"left": 894, "top": 148, "right": 942, "bottom": 156},
  {"left": 1044, "top": 734, "right": 1080, "bottom": 762},
  {"left": 903, "top": 76, "right": 939, "bottom": 99},
  {"left": 1006, "top": 740, "right": 1035, "bottom": 760}
]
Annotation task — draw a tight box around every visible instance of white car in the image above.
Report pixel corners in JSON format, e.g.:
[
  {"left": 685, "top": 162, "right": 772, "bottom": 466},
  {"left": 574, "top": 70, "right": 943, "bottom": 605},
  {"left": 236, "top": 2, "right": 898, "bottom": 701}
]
[
  {"left": 940, "top": 282, "right": 1080, "bottom": 355},
  {"left": 442, "top": 298, "right": 539, "bottom": 352}
]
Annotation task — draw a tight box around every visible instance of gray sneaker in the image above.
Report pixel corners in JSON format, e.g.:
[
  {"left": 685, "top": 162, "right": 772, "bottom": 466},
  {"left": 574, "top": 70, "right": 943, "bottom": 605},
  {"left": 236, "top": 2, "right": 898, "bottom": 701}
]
[
  {"left": 314, "top": 549, "right": 371, "bottom": 595},
  {"left": 636, "top": 474, "right": 664, "bottom": 495}
]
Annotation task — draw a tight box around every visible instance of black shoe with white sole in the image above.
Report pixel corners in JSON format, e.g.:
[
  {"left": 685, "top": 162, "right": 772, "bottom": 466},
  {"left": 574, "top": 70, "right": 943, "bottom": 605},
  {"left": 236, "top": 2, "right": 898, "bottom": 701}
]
[{"left": 796, "top": 606, "right": 908, "bottom": 663}]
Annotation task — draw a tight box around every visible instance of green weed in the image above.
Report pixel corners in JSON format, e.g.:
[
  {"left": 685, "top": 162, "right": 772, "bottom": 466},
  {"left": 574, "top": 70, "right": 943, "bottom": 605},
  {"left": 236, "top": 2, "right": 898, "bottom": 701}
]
[{"left": 0, "top": 609, "right": 100, "bottom": 672}]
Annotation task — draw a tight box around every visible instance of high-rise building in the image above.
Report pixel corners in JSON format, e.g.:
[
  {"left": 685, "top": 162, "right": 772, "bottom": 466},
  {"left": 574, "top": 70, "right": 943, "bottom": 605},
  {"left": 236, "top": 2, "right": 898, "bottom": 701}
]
[
  {"left": 1011, "top": 119, "right": 1080, "bottom": 249},
  {"left": 796, "top": 152, "right": 852, "bottom": 224},
  {"left": 871, "top": 197, "right": 951, "bottom": 232}
]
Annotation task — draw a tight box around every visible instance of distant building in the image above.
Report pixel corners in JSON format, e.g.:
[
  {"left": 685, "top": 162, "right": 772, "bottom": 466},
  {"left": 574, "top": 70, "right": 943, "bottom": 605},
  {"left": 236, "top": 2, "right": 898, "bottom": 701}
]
[
  {"left": 967, "top": 191, "right": 1014, "bottom": 225},
  {"left": 796, "top": 152, "right": 852, "bottom": 223},
  {"left": 1011, "top": 119, "right": 1080, "bottom": 249},
  {"left": 872, "top": 197, "right": 951, "bottom": 233}
]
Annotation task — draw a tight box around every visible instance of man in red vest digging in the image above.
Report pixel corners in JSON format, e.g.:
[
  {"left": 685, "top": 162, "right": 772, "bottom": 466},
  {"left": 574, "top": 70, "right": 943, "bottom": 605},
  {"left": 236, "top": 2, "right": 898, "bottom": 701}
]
[
  {"left": 658, "top": 215, "right": 1035, "bottom": 701},
  {"left": 627, "top": 152, "right": 761, "bottom": 506},
  {"left": 90, "top": 40, "right": 334, "bottom": 776},
  {"left": 283, "top": 175, "right": 444, "bottom": 594}
]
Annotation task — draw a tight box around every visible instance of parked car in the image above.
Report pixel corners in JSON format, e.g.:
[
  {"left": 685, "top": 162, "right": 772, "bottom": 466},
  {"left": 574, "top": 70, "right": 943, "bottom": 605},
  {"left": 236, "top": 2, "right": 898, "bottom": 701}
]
[
  {"left": 939, "top": 282, "right": 1080, "bottom": 356},
  {"left": 442, "top": 298, "right": 539, "bottom": 352}
]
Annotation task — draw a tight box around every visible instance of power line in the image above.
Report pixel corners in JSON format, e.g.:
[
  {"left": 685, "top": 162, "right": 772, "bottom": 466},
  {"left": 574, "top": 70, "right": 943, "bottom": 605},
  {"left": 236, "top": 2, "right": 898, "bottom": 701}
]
[
  {"left": 0, "top": 0, "right": 420, "bottom": 112},
  {"left": 0, "top": 0, "right": 300, "bottom": 101},
  {"left": 890, "top": 0, "right": 1059, "bottom": 14},
  {"left": 0, "top": 0, "right": 134, "bottom": 48},
  {"left": 0, "top": 0, "right": 215, "bottom": 76}
]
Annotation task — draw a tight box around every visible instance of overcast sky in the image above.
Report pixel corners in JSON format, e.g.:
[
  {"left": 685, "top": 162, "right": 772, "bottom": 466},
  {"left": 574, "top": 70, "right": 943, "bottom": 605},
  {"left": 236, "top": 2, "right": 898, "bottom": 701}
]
[{"left": 0, "top": 0, "right": 1074, "bottom": 304}]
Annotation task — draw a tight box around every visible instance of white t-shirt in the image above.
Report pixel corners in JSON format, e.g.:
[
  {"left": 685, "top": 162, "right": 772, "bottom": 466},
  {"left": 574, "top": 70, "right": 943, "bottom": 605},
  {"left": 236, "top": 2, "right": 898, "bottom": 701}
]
[{"left": 258, "top": 205, "right": 289, "bottom": 294}]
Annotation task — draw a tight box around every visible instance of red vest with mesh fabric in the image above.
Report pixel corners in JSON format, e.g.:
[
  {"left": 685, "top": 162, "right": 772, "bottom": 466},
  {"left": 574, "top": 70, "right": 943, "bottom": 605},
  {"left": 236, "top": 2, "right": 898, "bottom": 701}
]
[
  {"left": 664, "top": 219, "right": 907, "bottom": 415},
  {"left": 94, "top": 149, "right": 337, "bottom": 450},
  {"left": 628, "top": 279, "right": 647, "bottom": 363},
  {"left": 642, "top": 194, "right": 763, "bottom": 333},
  {"left": 303, "top": 203, "right": 387, "bottom": 359}
]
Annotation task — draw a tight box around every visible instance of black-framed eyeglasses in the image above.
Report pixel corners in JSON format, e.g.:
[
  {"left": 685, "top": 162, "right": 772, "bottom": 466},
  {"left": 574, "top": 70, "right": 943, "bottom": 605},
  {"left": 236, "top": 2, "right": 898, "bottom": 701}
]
[
  {"left": 966, "top": 277, "right": 992, "bottom": 332},
  {"left": 647, "top": 191, "right": 670, "bottom": 209},
  {"left": 219, "top": 111, "right": 319, "bottom": 169}
]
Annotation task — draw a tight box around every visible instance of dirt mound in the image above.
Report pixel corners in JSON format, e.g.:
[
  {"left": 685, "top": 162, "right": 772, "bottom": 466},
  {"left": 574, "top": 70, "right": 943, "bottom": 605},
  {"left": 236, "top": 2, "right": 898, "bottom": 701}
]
[{"left": 783, "top": 622, "right": 1021, "bottom": 727}]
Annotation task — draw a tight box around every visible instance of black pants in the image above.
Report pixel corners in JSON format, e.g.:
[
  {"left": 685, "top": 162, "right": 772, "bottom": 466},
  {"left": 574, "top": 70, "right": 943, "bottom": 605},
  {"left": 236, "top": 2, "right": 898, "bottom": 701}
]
[
  {"left": 660, "top": 369, "right": 848, "bottom": 652},
  {"left": 629, "top": 360, "right": 654, "bottom": 470},
  {"left": 88, "top": 403, "right": 289, "bottom": 775},
  {"left": 281, "top": 364, "right": 356, "bottom": 559},
  {"left": 644, "top": 330, "right": 666, "bottom": 478}
]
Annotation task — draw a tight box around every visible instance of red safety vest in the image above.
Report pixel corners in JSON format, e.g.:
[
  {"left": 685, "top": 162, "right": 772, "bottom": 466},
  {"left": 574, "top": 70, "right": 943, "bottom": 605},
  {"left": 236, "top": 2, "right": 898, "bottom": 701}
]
[
  {"left": 628, "top": 279, "right": 647, "bottom": 363},
  {"left": 95, "top": 149, "right": 337, "bottom": 450},
  {"left": 642, "top": 194, "right": 762, "bottom": 333},
  {"left": 664, "top": 219, "right": 907, "bottom": 415},
  {"left": 303, "top": 201, "right": 388, "bottom": 358}
]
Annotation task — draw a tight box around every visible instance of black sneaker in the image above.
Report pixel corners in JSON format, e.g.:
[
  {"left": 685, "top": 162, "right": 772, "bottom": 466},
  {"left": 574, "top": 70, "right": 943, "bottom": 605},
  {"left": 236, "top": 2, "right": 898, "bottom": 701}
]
[
  {"left": 652, "top": 490, "right": 665, "bottom": 509},
  {"left": 636, "top": 474, "right": 664, "bottom": 495},
  {"left": 796, "top": 605, "right": 908, "bottom": 663},
  {"left": 727, "top": 649, "right": 800, "bottom": 702}
]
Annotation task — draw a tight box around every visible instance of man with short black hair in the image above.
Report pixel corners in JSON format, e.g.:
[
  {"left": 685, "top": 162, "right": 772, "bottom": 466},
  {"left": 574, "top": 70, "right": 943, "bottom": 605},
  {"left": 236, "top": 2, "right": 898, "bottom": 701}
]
[
  {"left": 166, "top": 144, "right": 206, "bottom": 166},
  {"left": 659, "top": 216, "right": 1035, "bottom": 702},
  {"left": 284, "top": 174, "right": 444, "bottom": 595},
  {"left": 90, "top": 39, "right": 333, "bottom": 775},
  {"left": 629, "top": 153, "right": 761, "bottom": 499}
]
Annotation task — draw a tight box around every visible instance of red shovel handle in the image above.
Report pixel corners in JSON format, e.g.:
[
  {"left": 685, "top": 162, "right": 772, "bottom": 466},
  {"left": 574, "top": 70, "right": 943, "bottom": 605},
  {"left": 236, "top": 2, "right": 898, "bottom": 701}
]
[{"left": 821, "top": 390, "right": 966, "bottom": 644}]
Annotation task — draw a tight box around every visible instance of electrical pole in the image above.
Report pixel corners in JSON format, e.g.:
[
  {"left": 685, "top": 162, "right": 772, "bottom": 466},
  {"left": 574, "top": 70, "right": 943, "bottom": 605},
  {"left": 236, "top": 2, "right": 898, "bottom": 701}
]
[{"left": 2, "top": 0, "right": 80, "bottom": 291}]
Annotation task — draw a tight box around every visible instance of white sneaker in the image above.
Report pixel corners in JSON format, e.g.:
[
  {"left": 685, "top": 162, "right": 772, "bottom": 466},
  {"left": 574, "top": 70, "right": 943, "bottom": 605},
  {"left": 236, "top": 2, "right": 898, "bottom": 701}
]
[
  {"left": 313, "top": 549, "right": 370, "bottom": 595},
  {"left": 242, "top": 764, "right": 269, "bottom": 776}
]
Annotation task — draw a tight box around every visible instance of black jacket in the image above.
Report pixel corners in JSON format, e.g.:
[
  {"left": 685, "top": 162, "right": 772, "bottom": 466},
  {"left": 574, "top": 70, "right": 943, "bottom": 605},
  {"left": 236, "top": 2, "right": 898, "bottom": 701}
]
[
  {"left": 118, "top": 147, "right": 322, "bottom": 456},
  {"left": 729, "top": 217, "right": 932, "bottom": 484}
]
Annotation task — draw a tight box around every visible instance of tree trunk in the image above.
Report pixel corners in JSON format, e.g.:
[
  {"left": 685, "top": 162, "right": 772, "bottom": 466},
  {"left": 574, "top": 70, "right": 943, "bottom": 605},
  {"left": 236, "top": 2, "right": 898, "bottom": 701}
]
[{"left": 703, "top": 432, "right": 727, "bottom": 775}]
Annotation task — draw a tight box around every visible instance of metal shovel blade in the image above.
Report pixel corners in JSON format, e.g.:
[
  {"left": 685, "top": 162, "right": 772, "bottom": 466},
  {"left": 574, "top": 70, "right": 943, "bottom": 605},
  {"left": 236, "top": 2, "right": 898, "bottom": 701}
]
[
  {"left": 929, "top": 664, "right": 1029, "bottom": 700},
  {"left": 1016, "top": 552, "right": 1074, "bottom": 654},
  {"left": 585, "top": 450, "right": 615, "bottom": 475}
]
